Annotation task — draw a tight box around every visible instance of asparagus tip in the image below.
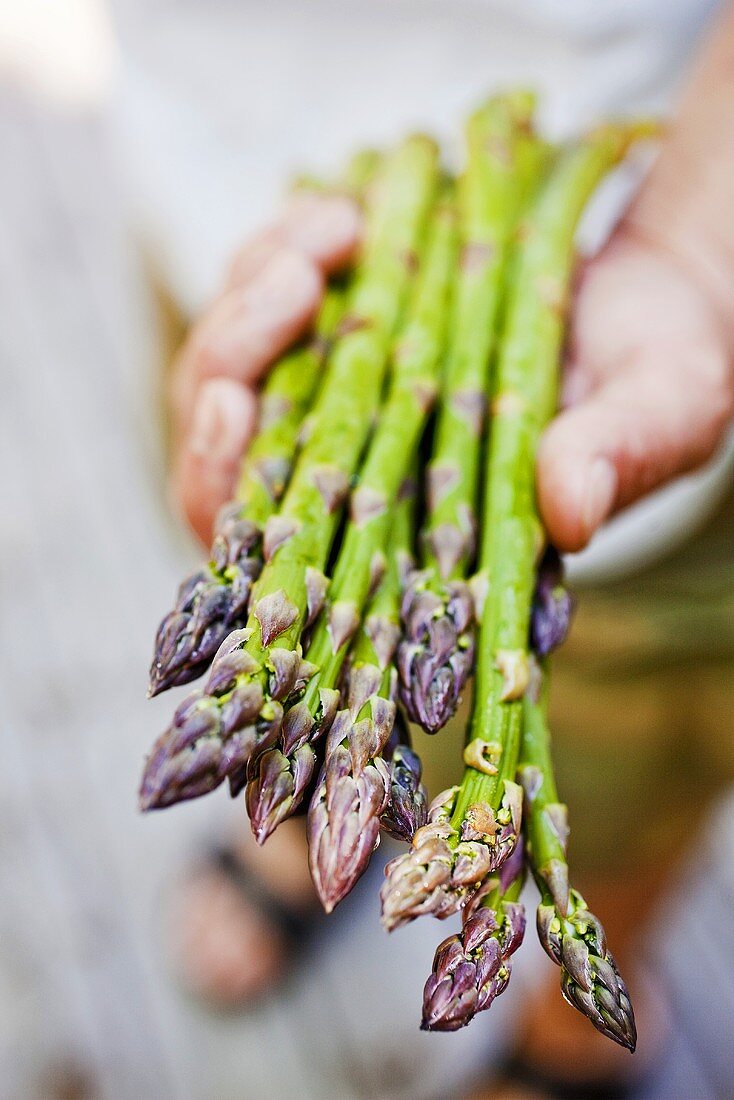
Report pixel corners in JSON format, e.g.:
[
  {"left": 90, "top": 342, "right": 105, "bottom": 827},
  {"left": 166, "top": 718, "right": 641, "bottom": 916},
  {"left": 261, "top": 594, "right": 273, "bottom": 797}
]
[
  {"left": 421, "top": 899, "right": 526, "bottom": 1031},
  {"left": 138, "top": 788, "right": 158, "bottom": 813},
  {"left": 398, "top": 575, "right": 475, "bottom": 734},
  {"left": 538, "top": 891, "right": 637, "bottom": 1052},
  {"left": 147, "top": 660, "right": 177, "bottom": 697},
  {"left": 247, "top": 787, "right": 291, "bottom": 847},
  {"left": 247, "top": 740, "right": 316, "bottom": 846}
]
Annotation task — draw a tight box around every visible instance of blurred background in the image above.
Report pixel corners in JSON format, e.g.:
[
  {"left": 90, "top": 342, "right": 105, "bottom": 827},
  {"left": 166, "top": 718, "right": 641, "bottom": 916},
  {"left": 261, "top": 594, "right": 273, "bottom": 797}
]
[{"left": 1, "top": 2, "right": 733, "bottom": 1098}]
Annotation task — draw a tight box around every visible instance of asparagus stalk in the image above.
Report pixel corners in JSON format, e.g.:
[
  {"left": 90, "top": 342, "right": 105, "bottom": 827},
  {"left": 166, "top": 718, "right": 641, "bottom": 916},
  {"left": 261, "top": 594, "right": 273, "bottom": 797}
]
[
  {"left": 398, "top": 92, "right": 539, "bottom": 734},
  {"left": 382, "top": 122, "right": 652, "bottom": 931},
  {"left": 148, "top": 290, "right": 343, "bottom": 697},
  {"left": 305, "top": 478, "right": 416, "bottom": 911},
  {"left": 520, "top": 665, "right": 637, "bottom": 1051},
  {"left": 421, "top": 839, "right": 526, "bottom": 1031},
  {"left": 246, "top": 188, "right": 458, "bottom": 840},
  {"left": 139, "top": 135, "right": 439, "bottom": 811},
  {"left": 380, "top": 712, "right": 428, "bottom": 842},
  {"left": 148, "top": 155, "right": 380, "bottom": 698}
]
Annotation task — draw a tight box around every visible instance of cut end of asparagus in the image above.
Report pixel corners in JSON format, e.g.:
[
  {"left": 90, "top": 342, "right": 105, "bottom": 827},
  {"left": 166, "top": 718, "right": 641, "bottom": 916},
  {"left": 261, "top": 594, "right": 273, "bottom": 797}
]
[
  {"left": 585, "top": 118, "right": 662, "bottom": 161},
  {"left": 147, "top": 510, "right": 263, "bottom": 696},
  {"left": 537, "top": 889, "right": 637, "bottom": 1052},
  {"left": 398, "top": 572, "right": 475, "bottom": 733},
  {"left": 421, "top": 899, "right": 526, "bottom": 1031}
]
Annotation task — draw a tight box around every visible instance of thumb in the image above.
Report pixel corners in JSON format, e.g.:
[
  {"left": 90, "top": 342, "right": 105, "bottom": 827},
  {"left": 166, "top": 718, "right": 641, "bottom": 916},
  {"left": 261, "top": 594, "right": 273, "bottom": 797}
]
[{"left": 537, "top": 343, "right": 733, "bottom": 553}]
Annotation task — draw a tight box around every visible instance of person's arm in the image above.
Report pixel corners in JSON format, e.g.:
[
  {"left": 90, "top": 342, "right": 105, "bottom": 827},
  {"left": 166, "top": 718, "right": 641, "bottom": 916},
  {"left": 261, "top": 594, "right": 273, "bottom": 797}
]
[{"left": 537, "top": 3, "right": 734, "bottom": 550}]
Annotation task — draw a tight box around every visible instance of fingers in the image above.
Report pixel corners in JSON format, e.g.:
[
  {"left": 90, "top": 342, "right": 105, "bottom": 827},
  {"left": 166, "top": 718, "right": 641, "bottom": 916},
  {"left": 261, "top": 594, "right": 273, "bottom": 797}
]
[
  {"left": 537, "top": 342, "right": 733, "bottom": 552},
  {"left": 170, "top": 192, "right": 362, "bottom": 545},
  {"left": 173, "top": 192, "right": 362, "bottom": 436},
  {"left": 172, "top": 378, "right": 257, "bottom": 545},
  {"left": 172, "top": 247, "right": 324, "bottom": 440},
  {"left": 226, "top": 191, "right": 362, "bottom": 287}
]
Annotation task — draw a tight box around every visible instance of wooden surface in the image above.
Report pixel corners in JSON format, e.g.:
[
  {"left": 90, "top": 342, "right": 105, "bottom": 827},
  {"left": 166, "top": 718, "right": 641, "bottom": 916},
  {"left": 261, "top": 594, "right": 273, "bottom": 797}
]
[{"left": 0, "top": 90, "right": 520, "bottom": 1100}]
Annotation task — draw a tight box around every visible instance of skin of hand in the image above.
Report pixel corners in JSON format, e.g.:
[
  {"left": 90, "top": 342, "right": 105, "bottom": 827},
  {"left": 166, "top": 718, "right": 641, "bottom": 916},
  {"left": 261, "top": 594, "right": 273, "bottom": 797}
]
[{"left": 170, "top": 6, "right": 734, "bottom": 552}]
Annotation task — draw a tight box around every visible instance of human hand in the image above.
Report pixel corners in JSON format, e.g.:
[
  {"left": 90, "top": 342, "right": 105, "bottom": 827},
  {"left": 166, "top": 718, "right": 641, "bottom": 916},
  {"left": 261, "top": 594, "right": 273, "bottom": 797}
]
[
  {"left": 169, "top": 188, "right": 733, "bottom": 557},
  {"left": 169, "top": 191, "right": 362, "bottom": 543},
  {"left": 538, "top": 225, "right": 734, "bottom": 552}
]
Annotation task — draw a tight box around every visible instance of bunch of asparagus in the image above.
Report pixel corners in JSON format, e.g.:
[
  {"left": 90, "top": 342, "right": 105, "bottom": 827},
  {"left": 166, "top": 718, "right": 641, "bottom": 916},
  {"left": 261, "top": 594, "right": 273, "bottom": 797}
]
[{"left": 140, "top": 93, "right": 652, "bottom": 1047}]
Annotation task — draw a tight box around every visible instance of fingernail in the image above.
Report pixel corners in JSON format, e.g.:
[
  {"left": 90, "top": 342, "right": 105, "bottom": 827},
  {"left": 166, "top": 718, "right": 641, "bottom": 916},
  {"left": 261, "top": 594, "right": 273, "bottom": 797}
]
[
  {"left": 582, "top": 457, "right": 618, "bottom": 537},
  {"left": 189, "top": 381, "right": 248, "bottom": 461}
]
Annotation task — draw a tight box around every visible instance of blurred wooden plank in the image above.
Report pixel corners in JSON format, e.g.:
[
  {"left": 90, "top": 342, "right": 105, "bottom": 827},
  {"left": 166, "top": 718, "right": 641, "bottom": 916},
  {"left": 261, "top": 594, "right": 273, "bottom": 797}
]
[{"left": 0, "top": 90, "right": 185, "bottom": 1100}]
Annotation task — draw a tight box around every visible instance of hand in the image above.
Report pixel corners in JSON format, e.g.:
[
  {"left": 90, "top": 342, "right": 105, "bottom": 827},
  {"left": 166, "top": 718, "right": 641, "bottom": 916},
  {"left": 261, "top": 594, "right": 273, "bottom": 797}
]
[
  {"left": 169, "top": 191, "right": 361, "bottom": 543},
  {"left": 169, "top": 196, "right": 733, "bottom": 556},
  {"left": 538, "top": 225, "right": 734, "bottom": 552}
]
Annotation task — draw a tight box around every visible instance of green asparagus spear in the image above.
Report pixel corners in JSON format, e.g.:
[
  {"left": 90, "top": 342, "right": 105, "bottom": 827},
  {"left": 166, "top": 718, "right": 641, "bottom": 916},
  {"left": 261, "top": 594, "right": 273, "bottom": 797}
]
[
  {"left": 421, "top": 838, "right": 526, "bottom": 1031},
  {"left": 382, "top": 122, "right": 653, "bottom": 931},
  {"left": 140, "top": 135, "right": 439, "bottom": 811},
  {"left": 398, "top": 91, "right": 540, "bottom": 734},
  {"left": 454, "top": 122, "right": 656, "bottom": 825},
  {"left": 148, "top": 289, "right": 343, "bottom": 696},
  {"left": 245, "top": 187, "right": 458, "bottom": 840},
  {"left": 519, "top": 665, "right": 637, "bottom": 1051},
  {"left": 305, "top": 477, "right": 417, "bottom": 911},
  {"left": 147, "top": 154, "right": 382, "bottom": 698}
]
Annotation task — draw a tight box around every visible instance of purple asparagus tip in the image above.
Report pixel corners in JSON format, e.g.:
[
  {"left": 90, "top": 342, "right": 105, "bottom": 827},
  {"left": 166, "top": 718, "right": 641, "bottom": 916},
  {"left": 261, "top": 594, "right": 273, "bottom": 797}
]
[
  {"left": 139, "top": 629, "right": 312, "bottom": 811},
  {"left": 148, "top": 508, "right": 262, "bottom": 696},
  {"left": 421, "top": 898, "right": 526, "bottom": 1031},
  {"left": 308, "top": 691, "right": 395, "bottom": 913},
  {"left": 530, "top": 546, "right": 573, "bottom": 658},
  {"left": 397, "top": 572, "right": 475, "bottom": 734},
  {"left": 138, "top": 685, "right": 281, "bottom": 811},
  {"left": 246, "top": 740, "right": 315, "bottom": 845},
  {"left": 537, "top": 888, "right": 636, "bottom": 1051},
  {"left": 246, "top": 688, "right": 338, "bottom": 844},
  {"left": 380, "top": 723, "right": 428, "bottom": 842}
]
